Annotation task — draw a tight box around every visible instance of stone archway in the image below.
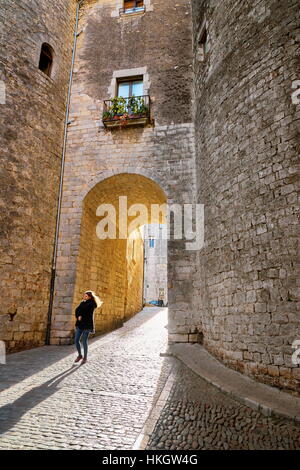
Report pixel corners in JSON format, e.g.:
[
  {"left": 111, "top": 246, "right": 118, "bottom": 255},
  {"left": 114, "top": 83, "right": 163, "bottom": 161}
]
[
  {"left": 72, "top": 172, "right": 167, "bottom": 333},
  {"left": 51, "top": 173, "right": 168, "bottom": 342}
]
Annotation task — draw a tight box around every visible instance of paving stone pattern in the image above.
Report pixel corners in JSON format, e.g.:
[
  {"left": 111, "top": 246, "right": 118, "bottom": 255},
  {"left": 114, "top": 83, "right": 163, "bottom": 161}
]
[
  {"left": 1, "top": 307, "right": 299, "bottom": 450},
  {"left": 0, "top": 308, "right": 172, "bottom": 450},
  {"left": 147, "top": 361, "right": 300, "bottom": 451}
]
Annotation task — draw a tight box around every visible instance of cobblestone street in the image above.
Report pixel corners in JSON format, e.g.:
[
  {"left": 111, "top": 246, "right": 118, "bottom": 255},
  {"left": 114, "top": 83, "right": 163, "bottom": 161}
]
[
  {"left": 0, "top": 308, "right": 172, "bottom": 450},
  {"left": 1, "top": 307, "right": 300, "bottom": 450},
  {"left": 147, "top": 363, "right": 300, "bottom": 451}
]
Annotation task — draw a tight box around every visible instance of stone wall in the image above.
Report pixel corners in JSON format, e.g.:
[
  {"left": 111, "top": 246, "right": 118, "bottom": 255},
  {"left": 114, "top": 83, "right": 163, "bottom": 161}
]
[
  {"left": 0, "top": 0, "right": 77, "bottom": 351},
  {"left": 124, "top": 228, "right": 145, "bottom": 320},
  {"left": 50, "top": 0, "right": 199, "bottom": 345},
  {"left": 192, "top": 0, "right": 300, "bottom": 394},
  {"left": 1, "top": 0, "right": 298, "bottom": 397}
]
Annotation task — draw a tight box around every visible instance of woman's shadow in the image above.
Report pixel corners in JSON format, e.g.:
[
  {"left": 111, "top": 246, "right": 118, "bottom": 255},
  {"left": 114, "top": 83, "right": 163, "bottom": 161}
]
[{"left": 0, "top": 364, "right": 81, "bottom": 437}]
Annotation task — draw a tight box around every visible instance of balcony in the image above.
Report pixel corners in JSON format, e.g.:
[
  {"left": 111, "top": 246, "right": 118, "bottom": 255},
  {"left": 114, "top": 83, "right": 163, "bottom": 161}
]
[{"left": 102, "top": 95, "right": 151, "bottom": 129}]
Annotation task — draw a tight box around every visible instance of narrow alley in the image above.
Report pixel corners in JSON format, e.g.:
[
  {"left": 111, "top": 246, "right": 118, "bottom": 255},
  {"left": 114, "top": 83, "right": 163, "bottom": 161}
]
[{"left": 0, "top": 307, "right": 299, "bottom": 450}]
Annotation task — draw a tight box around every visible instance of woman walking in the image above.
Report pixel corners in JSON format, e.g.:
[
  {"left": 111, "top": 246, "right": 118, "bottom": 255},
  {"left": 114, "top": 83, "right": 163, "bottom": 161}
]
[{"left": 74, "top": 290, "right": 102, "bottom": 364}]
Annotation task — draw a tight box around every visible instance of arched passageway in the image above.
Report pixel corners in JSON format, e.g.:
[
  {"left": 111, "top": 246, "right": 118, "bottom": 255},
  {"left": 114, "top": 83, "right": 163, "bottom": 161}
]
[{"left": 72, "top": 173, "right": 167, "bottom": 334}]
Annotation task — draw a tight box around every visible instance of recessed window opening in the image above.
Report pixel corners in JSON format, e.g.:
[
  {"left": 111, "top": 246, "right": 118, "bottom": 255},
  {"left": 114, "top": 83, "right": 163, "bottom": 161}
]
[
  {"left": 124, "top": 0, "right": 145, "bottom": 13},
  {"left": 198, "top": 27, "right": 209, "bottom": 62},
  {"left": 39, "top": 43, "right": 54, "bottom": 77}
]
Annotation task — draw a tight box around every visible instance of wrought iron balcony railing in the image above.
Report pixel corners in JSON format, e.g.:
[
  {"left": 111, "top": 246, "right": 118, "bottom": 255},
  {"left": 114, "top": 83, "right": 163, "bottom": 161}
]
[{"left": 102, "top": 95, "right": 151, "bottom": 129}]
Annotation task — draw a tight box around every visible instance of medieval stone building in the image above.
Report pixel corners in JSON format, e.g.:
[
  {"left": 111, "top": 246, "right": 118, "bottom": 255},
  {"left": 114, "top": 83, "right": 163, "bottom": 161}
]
[
  {"left": 0, "top": 0, "right": 77, "bottom": 350},
  {"left": 0, "top": 0, "right": 299, "bottom": 395}
]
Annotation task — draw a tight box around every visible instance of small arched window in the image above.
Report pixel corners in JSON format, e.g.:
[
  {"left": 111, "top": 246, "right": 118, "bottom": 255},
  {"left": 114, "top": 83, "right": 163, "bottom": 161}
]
[
  {"left": 198, "top": 25, "right": 210, "bottom": 62},
  {"left": 39, "top": 43, "right": 54, "bottom": 77}
]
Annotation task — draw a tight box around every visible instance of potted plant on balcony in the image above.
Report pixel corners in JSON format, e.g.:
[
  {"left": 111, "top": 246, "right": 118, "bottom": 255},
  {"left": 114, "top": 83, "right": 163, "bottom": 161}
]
[
  {"left": 127, "top": 96, "right": 139, "bottom": 119},
  {"left": 111, "top": 97, "right": 127, "bottom": 119},
  {"left": 103, "top": 96, "right": 149, "bottom": 128},
  {"left": 137, "top": 100, "right": 149, "bottom": 118},
  {"left": 127, "top": 96, "right": 149, "bottom": 119},
  {"left": 102, "top": 110, "right": 112, "bottom": 121}
]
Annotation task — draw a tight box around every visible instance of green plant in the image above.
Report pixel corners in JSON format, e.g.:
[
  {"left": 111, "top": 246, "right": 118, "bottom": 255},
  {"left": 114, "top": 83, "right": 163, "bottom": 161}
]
[
  {"left": 110, "top": 97, "right": 127, "bottom": 115},
  {"left": 128, "top": 96, "right": 140, "bottom": 115},
  {"left": 128, "top": 96, "right": 149, "bottom": 116},
  {"left": 103, "top": 96, "right": 149, "bottom": 126},
  {"left": 138, "top": 103, "right": 149, "bottom": 115},
  {"left": 102, "top": 111, "right": 112, "bottom": 120}
]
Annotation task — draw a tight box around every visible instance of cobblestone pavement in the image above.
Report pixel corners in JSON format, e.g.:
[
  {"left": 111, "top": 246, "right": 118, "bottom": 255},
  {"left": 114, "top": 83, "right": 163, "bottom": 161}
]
[
  {"left": 147, "top": 362, "right": 300, "bottom": 451},
  {"left": 0, "top": 307, "right": 172, "bottom": 450},
  {"left": 1, "top": 307, "right": 300, "bottom": 451}
]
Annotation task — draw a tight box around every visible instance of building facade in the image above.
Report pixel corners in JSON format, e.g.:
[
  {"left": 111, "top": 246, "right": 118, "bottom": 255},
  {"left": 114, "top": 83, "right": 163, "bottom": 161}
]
[
  {"left": 0, "top": 0, "right": 299, "bottom": 395},
  {"left": 49, "top": 0, "right": 198, "bottom": 345},
  {"left": 143, "top": 224, "right": 168, "bottom": 305}
]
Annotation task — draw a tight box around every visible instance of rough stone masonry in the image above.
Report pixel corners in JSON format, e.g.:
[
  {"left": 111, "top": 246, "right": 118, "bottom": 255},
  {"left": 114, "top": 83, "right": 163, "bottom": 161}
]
[
  {"left": 0, "top": 0, "right": 77, "bottom": 352},
  {"left": 50, "top": 0, "right": 199, "bottom": 347},
  {"left": 0, "top": 0, "right": 299, "bottom": 396},
  {"left": 192, "top": 0, "right": 300, "bottom": 394}
]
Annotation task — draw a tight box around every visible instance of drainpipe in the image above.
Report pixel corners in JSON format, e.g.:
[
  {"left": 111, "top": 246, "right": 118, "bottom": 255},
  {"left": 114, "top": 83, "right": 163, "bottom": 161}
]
[{"left": 45, "top": 0, "right": 84, "bottom": 345}]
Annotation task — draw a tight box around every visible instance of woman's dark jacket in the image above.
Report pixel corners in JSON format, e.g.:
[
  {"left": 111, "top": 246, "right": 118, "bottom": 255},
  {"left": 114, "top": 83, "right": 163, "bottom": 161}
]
[{"left": 75, "top": 299, "right": 96, "bottom": 331}]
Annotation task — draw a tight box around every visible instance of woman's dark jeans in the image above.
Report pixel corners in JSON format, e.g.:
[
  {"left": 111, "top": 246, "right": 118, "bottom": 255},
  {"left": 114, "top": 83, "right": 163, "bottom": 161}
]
[{"left": 75, "top": 327, "right": 92, "bottom": 359}]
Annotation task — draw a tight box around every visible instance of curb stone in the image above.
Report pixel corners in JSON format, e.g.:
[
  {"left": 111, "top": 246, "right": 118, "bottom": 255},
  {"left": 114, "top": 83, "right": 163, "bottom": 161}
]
[{"left": 167, "top": 344, "right": 300, "bottom": 425}]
